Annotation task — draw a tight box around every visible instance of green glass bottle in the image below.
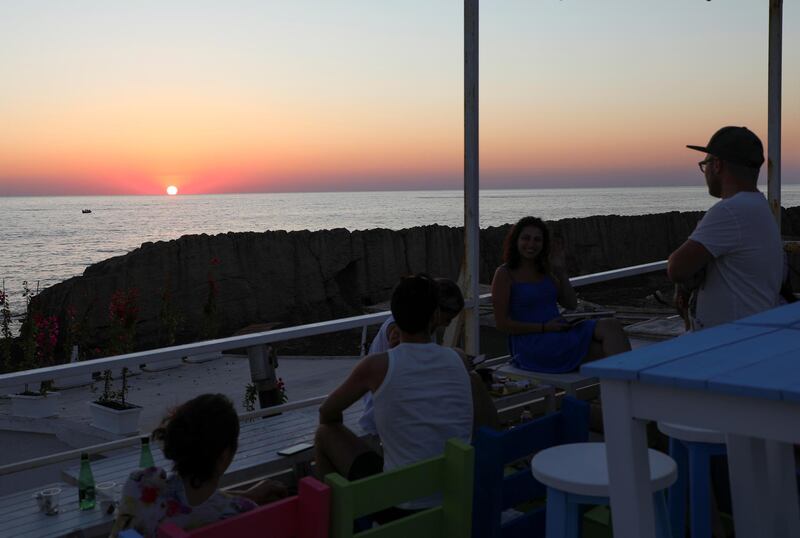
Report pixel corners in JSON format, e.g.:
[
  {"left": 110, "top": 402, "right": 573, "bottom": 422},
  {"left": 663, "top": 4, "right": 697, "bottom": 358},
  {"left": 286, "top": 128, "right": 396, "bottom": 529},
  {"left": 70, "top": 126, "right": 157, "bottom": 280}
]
[
  {"left": 139, "top": 436, "right": 155, "bottom": 469},
  {"left": 78, "top": 452, "right": 96, "bottom": 510}
]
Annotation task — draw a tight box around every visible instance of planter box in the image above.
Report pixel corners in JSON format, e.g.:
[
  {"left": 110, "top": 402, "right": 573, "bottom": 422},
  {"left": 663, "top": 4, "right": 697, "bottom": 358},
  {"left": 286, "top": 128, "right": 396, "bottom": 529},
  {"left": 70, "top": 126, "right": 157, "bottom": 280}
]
[
  {"left": 88, "top": 401, "right": 142, "bottom": 435},
  {"left": 184, "top": 351, "right": 223, "bottom": 364},
  {"left": 10, "top": 392, "right": 60, "bottom": 418}
]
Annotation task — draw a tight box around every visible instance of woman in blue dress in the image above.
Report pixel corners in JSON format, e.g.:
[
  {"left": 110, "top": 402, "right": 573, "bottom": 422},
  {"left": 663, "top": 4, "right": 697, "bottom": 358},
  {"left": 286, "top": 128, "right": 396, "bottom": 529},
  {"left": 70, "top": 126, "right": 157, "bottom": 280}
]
[{"left": 491, "top": 216, "right": 631, "bottom": 373}]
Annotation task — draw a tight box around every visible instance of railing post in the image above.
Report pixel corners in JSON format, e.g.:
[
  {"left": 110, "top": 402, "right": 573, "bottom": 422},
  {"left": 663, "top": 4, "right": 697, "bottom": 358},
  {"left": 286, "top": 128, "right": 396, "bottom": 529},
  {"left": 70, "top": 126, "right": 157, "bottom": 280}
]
[{"left": 247, "top": 344, "right": 281, "bottom": 409}]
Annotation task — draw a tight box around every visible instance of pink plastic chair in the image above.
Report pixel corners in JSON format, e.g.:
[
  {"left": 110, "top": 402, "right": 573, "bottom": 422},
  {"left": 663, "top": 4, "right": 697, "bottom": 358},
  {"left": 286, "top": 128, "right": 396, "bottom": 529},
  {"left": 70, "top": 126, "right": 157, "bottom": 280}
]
[{"left": 157, "top": 476, "right": 330, "bottom": 538}]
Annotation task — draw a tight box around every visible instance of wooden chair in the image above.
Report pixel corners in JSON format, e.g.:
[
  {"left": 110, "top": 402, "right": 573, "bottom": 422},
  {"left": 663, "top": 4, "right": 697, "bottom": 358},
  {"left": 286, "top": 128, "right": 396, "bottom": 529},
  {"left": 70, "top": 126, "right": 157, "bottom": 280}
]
[
  {"left": 472, "top": 396, "right": 590, "bottom": 538},
  {"left": 325, "top": 438, "right": 474, "bottom": 538},
  {"left": 156, "top": 476, "right": 330, "bottom": 538}
]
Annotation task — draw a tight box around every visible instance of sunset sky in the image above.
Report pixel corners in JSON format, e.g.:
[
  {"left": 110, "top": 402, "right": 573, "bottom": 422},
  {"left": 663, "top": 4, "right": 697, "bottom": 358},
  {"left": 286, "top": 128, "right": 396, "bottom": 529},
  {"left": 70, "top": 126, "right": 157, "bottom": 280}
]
[{"left": 1, "top": 1, "right": 798, "bottom": 195}]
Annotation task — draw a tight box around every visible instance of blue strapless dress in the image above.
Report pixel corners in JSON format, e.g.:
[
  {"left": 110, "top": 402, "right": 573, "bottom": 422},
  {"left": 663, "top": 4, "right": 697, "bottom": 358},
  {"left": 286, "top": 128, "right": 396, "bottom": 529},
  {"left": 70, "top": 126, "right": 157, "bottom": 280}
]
[{"left": 508, "top": 277, "right": 596, "bottom": 373}]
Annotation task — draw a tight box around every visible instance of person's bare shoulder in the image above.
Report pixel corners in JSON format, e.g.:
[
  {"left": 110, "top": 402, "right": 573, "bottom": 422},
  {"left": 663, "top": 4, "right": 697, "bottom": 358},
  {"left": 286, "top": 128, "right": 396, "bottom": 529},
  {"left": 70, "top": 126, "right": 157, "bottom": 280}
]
[{"left": 357, "top": 351, "right": 390, "bottom": 391}]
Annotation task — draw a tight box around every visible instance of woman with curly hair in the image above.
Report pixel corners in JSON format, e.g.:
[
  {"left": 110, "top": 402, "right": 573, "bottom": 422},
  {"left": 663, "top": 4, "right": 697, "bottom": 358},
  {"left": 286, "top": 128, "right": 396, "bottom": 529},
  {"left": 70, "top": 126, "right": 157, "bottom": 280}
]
[
  {"left": 111, "top": 394, "right": 287, "bottom": 537},
  {"left": 491, "top": 216, "right": 630, "bottom": 372}
]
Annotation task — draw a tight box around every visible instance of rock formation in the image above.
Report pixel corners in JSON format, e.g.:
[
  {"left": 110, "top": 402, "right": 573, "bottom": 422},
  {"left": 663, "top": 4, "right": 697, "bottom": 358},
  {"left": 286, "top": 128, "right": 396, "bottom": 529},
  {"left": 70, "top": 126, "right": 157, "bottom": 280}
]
[{"left": 29, "top": 208, "right": 800, "bottom": 355}]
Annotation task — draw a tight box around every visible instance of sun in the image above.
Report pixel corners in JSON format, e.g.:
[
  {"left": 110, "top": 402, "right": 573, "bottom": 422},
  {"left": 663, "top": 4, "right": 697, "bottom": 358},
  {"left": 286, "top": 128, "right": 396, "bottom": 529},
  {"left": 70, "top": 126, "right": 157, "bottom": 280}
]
[{"left": 166, "top": 185, "right": 178, "bottom": 196}]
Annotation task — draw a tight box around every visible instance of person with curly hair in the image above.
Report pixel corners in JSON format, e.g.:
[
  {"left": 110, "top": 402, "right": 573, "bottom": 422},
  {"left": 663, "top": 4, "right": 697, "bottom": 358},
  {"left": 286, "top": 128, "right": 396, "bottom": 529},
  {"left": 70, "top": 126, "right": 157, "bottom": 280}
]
[{"left": 110, "top": 394, "right": 287, "bottom": 537}]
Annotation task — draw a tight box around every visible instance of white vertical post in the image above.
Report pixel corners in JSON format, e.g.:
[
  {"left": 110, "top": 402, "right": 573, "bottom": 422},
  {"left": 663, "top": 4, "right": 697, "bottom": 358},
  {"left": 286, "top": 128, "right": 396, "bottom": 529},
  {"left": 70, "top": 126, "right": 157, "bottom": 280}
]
[
  {"left": 767, "top": 0, "right": 783, "bottom": 228},
  {"left": 464, "top": 0, "right": 480, "bottom": 356}
]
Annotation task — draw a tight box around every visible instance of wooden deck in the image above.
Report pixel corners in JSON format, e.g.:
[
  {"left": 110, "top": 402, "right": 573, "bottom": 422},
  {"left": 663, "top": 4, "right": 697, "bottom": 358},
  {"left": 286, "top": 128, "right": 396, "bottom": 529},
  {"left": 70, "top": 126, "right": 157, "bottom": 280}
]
[{"left": 63, "top": 403, "right": 366, "bottom": 489}]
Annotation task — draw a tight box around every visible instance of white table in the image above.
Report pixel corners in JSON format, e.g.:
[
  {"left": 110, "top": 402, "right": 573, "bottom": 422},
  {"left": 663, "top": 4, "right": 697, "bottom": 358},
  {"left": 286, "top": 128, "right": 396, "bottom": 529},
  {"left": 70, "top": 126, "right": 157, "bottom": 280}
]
[{"left": 582, "top": 301, "right": 800, "bottom": 538}]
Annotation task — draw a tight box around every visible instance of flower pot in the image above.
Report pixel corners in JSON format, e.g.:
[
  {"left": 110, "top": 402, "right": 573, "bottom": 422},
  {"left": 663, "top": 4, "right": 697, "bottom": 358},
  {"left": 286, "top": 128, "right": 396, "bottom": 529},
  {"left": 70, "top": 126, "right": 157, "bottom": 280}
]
[
  {"left": 88, "top": 401, "right": 142, "bottom": 435},
  {"left": 184, "top": 351, "right": 223, "bottom": 364},
  {"left": 10, "top": 392, "right": 60, "bottom": 418}
]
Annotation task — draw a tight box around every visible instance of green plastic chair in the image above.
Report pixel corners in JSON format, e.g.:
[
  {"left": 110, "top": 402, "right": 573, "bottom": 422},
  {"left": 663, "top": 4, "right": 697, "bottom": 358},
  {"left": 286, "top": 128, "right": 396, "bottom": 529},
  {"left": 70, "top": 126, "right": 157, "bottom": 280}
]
[{"left": 325, "top": 438, "right": 475, "bottom": 538}]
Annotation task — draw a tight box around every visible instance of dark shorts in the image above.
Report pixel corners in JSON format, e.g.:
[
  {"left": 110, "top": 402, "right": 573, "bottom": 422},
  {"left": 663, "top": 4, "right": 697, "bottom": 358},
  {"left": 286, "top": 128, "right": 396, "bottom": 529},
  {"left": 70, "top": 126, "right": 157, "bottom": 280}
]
[{"left": 347, "top": 450, "right": 384, "bottom": 481}]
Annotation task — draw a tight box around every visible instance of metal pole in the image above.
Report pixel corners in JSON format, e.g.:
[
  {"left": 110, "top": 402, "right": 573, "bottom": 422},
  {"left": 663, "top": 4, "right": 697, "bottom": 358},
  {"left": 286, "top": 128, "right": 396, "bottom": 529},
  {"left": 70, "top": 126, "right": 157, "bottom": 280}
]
[
  {"left": 464, "top": 0, "right": 480, "bottom": 356},
  {"left": 767, "top": 0, "right": 783, "bottom": 228}
]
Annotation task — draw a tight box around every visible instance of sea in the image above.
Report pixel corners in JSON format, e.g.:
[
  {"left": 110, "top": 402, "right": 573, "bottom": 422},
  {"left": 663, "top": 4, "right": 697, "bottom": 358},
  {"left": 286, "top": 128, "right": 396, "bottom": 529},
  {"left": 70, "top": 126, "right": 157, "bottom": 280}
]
[{"left": 2, "top": 185, "right": 800, "bottom": 315}]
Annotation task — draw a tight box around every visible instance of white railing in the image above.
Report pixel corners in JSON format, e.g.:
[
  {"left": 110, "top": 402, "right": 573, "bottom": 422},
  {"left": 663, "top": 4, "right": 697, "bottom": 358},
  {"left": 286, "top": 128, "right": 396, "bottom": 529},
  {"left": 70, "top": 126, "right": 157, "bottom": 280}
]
[{"left": 0, "top": 259, "right": 668, "bottom": 391}]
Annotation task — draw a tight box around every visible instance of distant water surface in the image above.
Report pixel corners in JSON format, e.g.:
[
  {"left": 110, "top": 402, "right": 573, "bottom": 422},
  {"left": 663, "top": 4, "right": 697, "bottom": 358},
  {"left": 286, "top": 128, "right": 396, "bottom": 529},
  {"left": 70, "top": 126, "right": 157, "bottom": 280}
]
[{"left": 2, "top": 186, "right": 799, "bottom": 314}]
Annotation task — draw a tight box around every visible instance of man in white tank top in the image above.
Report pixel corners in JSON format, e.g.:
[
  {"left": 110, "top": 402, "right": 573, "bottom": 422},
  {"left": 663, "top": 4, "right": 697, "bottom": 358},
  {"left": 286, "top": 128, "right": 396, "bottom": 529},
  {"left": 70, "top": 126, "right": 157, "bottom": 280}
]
[{"left": 315, "top": 275, "right": 475, "bottom": 512}]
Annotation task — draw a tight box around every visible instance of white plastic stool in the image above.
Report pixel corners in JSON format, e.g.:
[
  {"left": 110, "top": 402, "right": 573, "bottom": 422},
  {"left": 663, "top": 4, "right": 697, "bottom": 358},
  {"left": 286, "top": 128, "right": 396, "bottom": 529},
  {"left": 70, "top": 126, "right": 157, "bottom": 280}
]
[
  {"left": 531, "top": 442, "right": 677, "bottom": 538},
  {"left": 658, "top": 422, "right": 727, "bottom": 538}
]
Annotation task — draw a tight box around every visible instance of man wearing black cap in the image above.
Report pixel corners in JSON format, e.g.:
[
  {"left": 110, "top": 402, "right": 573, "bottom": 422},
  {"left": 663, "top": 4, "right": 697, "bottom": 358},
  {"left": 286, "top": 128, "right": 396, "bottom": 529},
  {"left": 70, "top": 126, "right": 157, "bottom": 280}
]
[{"left": 667, "top": 126, "right": 783, "bottom": 330}]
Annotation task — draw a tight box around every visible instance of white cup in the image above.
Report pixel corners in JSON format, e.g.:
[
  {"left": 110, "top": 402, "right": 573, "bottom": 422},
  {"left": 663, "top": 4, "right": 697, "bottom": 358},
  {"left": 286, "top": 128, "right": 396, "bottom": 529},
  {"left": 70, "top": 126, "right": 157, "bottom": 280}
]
[
  {"left": 96, "top": 481, "right": 117, "bottom": 515},
  {"left": 34, "top": 487, "right": 61, "bottom": 515}
]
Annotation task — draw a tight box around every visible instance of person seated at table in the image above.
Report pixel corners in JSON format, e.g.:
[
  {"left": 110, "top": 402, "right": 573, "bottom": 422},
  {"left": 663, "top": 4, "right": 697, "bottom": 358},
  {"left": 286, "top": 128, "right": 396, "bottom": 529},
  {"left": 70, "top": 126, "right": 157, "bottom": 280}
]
[
  {"left": 367, "top": 277, "right": 465, "bottom": 355},
  {"left": 110, "top": 394, "right": 287, "bottom": 538},
  {"left": 315, "top": 274, "right": 474, "bottom": 513},
  {"left": 491, "top": 216, "right": 630, "bottom": 373},
  {"left": 359, "top": 277, "right": 477, "bottom": 434}
]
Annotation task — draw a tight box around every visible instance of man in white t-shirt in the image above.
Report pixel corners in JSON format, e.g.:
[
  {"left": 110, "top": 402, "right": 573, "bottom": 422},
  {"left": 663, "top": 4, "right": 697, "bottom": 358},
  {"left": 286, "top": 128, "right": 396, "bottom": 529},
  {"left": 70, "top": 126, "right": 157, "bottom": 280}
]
[{"left": 668, "top": 126, "right": 783, "bottom": 331}]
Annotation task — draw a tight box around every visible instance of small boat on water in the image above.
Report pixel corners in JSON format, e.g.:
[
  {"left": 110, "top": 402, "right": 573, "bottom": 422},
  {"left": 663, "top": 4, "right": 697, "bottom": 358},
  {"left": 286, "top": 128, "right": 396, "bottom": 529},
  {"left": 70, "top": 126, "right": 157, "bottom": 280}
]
[{"left": 81, "top": 209, "right": 92, "bottom": 214}]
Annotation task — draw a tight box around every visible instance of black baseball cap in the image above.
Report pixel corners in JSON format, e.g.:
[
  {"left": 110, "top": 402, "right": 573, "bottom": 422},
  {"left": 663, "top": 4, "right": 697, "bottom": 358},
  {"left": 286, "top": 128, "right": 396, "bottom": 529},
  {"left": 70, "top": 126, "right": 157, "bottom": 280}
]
[{"left": 687, "top": 126, "right": 764, "bottom": 169}]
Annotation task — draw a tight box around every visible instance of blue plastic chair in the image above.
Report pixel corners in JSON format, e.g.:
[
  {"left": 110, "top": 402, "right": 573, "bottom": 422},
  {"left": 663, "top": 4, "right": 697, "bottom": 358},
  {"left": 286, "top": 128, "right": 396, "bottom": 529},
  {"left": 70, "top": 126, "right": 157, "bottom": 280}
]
[{"left": 472, "top": 396, "right": 590, "bottom": 538}]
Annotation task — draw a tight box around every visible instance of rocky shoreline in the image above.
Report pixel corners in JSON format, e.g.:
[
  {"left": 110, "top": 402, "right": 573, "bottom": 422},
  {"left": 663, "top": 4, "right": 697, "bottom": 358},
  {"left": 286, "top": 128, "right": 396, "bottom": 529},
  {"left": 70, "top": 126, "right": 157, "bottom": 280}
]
[{"left": 19, "top": 208, "right": 800, "bottom": 363}]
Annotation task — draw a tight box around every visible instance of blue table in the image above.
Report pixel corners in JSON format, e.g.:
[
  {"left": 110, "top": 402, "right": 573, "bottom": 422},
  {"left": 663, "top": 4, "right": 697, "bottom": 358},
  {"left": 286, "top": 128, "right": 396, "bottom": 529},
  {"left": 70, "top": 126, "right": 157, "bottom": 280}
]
[{"left": 582, "top": 302, "right": 800, "bottom": 538}]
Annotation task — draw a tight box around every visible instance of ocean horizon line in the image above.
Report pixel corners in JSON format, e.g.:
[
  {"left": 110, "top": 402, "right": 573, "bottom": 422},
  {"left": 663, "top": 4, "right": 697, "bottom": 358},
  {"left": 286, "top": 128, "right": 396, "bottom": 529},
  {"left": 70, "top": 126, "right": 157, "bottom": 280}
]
[{"left": 3, "top": 182, "right": 800, "bottom": 198}]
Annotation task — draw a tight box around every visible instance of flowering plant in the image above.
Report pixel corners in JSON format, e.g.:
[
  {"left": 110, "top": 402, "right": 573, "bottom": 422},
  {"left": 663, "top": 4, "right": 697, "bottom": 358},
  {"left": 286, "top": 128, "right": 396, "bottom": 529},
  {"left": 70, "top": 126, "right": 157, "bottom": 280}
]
[
  {"left": 109, "top": 288, "right": 139, "bottom": 355},
  {"left": 33, "top": 313, "right": 59, "bottom": 367},
  {"left": 19, "top": 281, "right": 39, "bottom": 369},
  {"left": 276, "top": 377, "right": 288, "bottom": 404}
]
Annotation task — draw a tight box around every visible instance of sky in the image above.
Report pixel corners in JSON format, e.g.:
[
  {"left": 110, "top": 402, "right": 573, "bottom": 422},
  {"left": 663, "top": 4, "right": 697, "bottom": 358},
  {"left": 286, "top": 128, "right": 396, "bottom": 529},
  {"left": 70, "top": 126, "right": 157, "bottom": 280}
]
[{"left": 0, "top": 0, "right": 798, "bottom": 196}]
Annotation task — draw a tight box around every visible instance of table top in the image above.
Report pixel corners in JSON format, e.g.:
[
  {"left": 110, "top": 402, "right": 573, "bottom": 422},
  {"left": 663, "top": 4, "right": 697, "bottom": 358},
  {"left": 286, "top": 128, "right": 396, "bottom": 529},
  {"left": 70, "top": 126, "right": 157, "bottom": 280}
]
[
  {"left": 581, "top": 302, "right": 800, "bottom": 402},
  {"left": 0, "top": 482, "right": 115, "bottom": 538},
  {"left": 64, "top": 401, "right": 365, "bottom": 488}
]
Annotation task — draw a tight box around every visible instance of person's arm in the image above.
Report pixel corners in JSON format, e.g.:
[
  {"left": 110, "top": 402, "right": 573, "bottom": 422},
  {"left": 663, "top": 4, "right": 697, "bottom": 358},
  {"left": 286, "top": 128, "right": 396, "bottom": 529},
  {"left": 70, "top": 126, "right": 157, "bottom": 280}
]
[
  {"left": 319, "top": 354, "right": 387, "bottom": 425},
  {"left": 229, "top": 479, "right": 288, "bottom": 505},
  {"left": 552, "top": 270, "right": 577, "bottom": 310},
  {"left": 667, "top": 239, "right": 713, "bottom": 284},
  {"left": 491, "top": 266, "right": 567, "bottom": 334}
]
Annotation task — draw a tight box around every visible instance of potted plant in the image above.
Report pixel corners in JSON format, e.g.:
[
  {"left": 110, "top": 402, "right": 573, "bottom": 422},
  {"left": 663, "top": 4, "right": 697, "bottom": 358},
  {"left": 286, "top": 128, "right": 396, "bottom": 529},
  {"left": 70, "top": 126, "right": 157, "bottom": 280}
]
[
  {"left": 10, "top": 302, "right": 62, "bottom": 417},
  {"left": 88, "top": 367, "right": 142, "bottom": 435},
  {"left": 10, "top": 381, "right": 60, "bottom": 418}
]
